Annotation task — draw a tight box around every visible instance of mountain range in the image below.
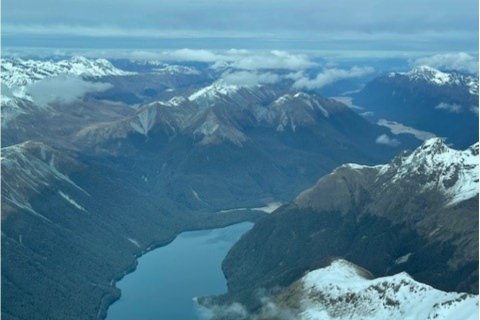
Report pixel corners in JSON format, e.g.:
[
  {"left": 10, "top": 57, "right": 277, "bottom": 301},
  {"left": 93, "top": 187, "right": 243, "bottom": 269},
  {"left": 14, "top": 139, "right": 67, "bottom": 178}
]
[
  {"left": 199, "top": 259, "right": 478, "bottom": 320},
  {"left": 201, "top": 138, "right": 479, "bottom": 318},
  {"left": 1, "top": 56, "right": 478, "bottom": 320},
  {"left": 352, "top": 66, "right": 479, "bottom": 148}
]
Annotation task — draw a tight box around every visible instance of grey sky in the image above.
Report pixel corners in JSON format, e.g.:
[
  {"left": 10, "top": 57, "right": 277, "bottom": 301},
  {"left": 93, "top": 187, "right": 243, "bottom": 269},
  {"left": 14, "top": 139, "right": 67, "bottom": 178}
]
[{"left": 2, "top": 0, "right": 478, "bottom": 52}]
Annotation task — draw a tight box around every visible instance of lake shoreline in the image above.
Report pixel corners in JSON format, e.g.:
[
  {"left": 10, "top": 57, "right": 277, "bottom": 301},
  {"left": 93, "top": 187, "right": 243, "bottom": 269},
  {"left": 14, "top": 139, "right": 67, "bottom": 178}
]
[{"left": 97, "top": 210, "right": 264, "bottom": 320}]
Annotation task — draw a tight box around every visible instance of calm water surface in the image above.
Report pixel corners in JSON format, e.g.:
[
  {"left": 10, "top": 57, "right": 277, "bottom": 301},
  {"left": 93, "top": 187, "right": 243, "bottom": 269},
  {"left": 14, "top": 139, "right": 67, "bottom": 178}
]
[{"left": 107, "top": 222, "right": 253, "bottom": 320}]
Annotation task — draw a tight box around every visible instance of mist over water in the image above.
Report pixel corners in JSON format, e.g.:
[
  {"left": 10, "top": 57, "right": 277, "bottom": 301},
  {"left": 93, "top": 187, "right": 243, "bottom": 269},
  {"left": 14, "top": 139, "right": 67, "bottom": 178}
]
[{"left": 106, "top": 222, "right": 253, "bottom": 320}]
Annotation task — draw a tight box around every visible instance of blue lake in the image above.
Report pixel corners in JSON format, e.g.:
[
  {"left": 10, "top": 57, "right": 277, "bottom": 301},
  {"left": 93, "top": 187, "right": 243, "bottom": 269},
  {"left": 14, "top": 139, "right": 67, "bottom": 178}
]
[{"left": 106, "top": 222, "right": 253, "bottom": 320}]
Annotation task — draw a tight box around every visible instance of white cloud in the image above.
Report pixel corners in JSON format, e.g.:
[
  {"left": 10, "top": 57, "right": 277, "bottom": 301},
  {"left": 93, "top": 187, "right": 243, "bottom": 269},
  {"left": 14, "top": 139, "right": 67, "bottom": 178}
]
[
  {"left": 221, "top": 70, "right": 281, "bottom": 86},
  {"left": 435, "top": 102, "right": 462, "bottom": 113},
  {"left": 165, "top": 49, "right": 223, "bottom": 62},
  {"left": 413, "top": 52, "right": 479, "bottom": 74},
  {"left": 1, "top": 83, "right": 14, "bottom": 98},
  {"left": 469, "top": 105, "right": 479, "bottom": 116},
  {"left": 284, "top": 71, "right": 305, "bottom": 81},
  {"left": 293, "top": 66, "right": 374, "bottom": 89},
  {"left": 197, "top": 302, "right": 248, "bottom": 320},
  {"left": 26, "top": 75, "right": 113, "bottom": 106},
  {"left": 376, "top": 134, "right": 400, "bottom": 147},
  {"left": 120, "top": 49, "right": 315, "bottom": 71},
  {"left": 228, "top": 50, "right": 315, "bottom": 70}
]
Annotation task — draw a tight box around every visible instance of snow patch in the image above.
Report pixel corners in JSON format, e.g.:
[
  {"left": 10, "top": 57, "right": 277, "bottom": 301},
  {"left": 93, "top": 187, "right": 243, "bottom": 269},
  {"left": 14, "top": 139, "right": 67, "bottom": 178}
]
[
  {"left": 58, "top": 191, "right": 87, "bottom": 212},
  {"left": 126, "top": 237, "right": 141, "bottom": 248},
  {"left": 395, "top": 253, "right": 412, "bottom": 264}
]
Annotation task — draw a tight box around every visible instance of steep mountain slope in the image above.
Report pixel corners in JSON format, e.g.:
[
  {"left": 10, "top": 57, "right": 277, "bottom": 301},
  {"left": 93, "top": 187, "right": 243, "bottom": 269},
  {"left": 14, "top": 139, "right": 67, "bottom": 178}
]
[
  {"left": 212, "top": 139, "right": 478, "bottom": 314},
  {"left": 1, "top": 141, "right": 259, "bottom": 320},
  {"left": 352, "top": 66, "right": 479, "bottom": 148},
  {"left": 70, "top": 83, "right": 418, "bottom": 210}
]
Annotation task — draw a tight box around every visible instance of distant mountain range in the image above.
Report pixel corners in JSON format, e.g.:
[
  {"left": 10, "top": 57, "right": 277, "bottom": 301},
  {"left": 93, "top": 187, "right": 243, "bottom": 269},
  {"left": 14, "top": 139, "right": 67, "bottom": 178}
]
[
  {"left": 1, "top": 56, "right": 136, "bottom": 87},
  {"left": 204, "top": 138, "right": 478, "bottom": 318},
  {"left": 352, "top": 66, "right": 479, "bottom": 148}
]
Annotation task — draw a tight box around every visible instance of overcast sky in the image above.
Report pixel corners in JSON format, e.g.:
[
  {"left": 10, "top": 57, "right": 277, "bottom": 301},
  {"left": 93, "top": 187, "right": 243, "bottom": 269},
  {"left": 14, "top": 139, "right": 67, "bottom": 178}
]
[{"left": 2, "top": 0, "right": 479, "bottom": 54}]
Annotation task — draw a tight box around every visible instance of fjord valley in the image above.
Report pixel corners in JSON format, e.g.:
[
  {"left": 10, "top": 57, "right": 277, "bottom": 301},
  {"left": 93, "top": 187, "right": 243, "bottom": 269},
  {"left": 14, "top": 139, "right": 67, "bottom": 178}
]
[{"left": 1, "top": 52, "right": 478, "bottom": 320}]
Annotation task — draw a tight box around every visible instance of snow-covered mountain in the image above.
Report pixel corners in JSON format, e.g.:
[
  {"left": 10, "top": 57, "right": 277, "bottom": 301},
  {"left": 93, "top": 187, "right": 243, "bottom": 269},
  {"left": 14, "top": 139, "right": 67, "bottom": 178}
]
[
  {"left": 396, "top": 65, "right": 478, "bottom": 95},
  {"left": 74, "top": 82, "right": 396, "bottom": 150},
  {"left": 214, "top": 138, "right": 478, "bottom": 317},
  {"left": 258, "top": 259, "right": 479, "bottom": 320},
  {"left": 188, "top": 81, "right": 277, "bottom": 109},
  {"left": 1, "top": 56, "right": 135, "bottom": 88},
  {"left": 353, "top": 66, "right": 479, "bottom": 148},
  {"left": 152, "top": 64, "right": 200, "bottom": 75},
  {"left": 298, "top": 138, "right": 479, "bottom": 210}
]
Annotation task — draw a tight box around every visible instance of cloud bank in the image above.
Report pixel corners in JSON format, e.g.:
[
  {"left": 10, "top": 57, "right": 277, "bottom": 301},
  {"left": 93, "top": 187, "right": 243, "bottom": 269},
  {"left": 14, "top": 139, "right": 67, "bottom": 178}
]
[
  {"left": 293, "top": 66, "right": 375, "bottom": 89},
  {"left": 221, "top": 71, "right": 282, "bottom": 86},
  {"left": 26, "top": 75, "right": 113, "bottom": 106},
  {"left": 376, "top": 134, "right": 400, "bottom": 147},
  {"left": 3, "top": 0, "right": 478, "bottom": 52},
  {"left": 435, "top": 102, "right": 462, "bottom": 113},
  {"left": 413, "top": 52, "right": 479, "bottom": 74}
]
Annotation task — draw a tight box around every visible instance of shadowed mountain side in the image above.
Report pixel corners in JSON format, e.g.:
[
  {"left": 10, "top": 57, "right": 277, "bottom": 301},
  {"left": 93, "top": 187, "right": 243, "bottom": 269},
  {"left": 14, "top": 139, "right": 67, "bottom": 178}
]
[{"left": 1, "top": 141, "right": 263, "bottom": 320}]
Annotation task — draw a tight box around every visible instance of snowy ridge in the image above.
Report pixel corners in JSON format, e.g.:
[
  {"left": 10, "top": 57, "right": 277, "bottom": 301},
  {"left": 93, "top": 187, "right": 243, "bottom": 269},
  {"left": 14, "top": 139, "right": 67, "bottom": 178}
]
[
  {"left": 1, "top": 56, "right": 135, "bottom": 87},
  {"left": 266, "top": 93, "right": 331, "bottom": 132},
  {"left": 1, "top": 96, "right": 27, "bottom": 126},
  {"left": 394, "top": 65, "right": 478, "bottom": 95},
  {"left": 333, "top": 138, "right": 478, "bottom": 206},
  {"left": 405, "top": 66, "right": 452, "bottom": 85},
  {"left": 188, "top": 82, "right": 246, "bottom": 104},
  {"left": 296, "top": 259, "right": 478, "bottom": 320},
  {"left": 152, "top": 64, "right": 200, "bottom": 75},
  {"left": 379, "top": 138, "right": 479, "bottom": 206}
]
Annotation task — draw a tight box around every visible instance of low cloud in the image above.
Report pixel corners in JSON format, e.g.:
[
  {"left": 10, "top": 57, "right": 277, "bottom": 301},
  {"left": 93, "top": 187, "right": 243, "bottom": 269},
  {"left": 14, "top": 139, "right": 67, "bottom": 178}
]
[
  {"left": 1, "top": 83, "right": 14, "bottom": 98},
  {"left": 198, "top": 300, "right": 298, "bottom": 320},
  {"left": 166, "top": 49, "right": 223, "bottom": 62},
  {"left": 376, "top": 134, "right": 400, "bottom": 147},
  {"left": 227, "top": 50, "right": 315, "bottom": 71},
  {"left": 412, "top": 52, "right": 479, "bottom": 74},
  {"left": 221, "top": 70, "right": 281, "bottom": 86},
  {"left": 26, "top": 75, "right": 113, "bottom": 106},
  {"left": 470, "top": 105, "right": 479, "bottom": 116},
  {"left": 162, "top": 49, "right": 315, "bottom": 71},
  {"left": 435, "top": 102, "right": 462, "bottom": 113},
  {"left": 197, "top": 302, "right": 248, "bottom": 320},
  {"left": 293, "top": 66, "right": 375, "bottom": 89}
]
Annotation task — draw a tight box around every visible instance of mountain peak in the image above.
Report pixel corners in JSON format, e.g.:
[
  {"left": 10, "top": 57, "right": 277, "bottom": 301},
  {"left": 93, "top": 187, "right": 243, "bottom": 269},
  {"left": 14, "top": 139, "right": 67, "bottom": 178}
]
[
  {"left": 188, "top": 82, "right": 243, "bottom": 105},
  {"left": 417, "top": 137, "right": 449, "bottom": 154},
  {"left": 404, "top": 65, "right": 452, "bottom": 85},
  {"left": 292, "top": 259, "right": 479, "bottom": 320}
]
